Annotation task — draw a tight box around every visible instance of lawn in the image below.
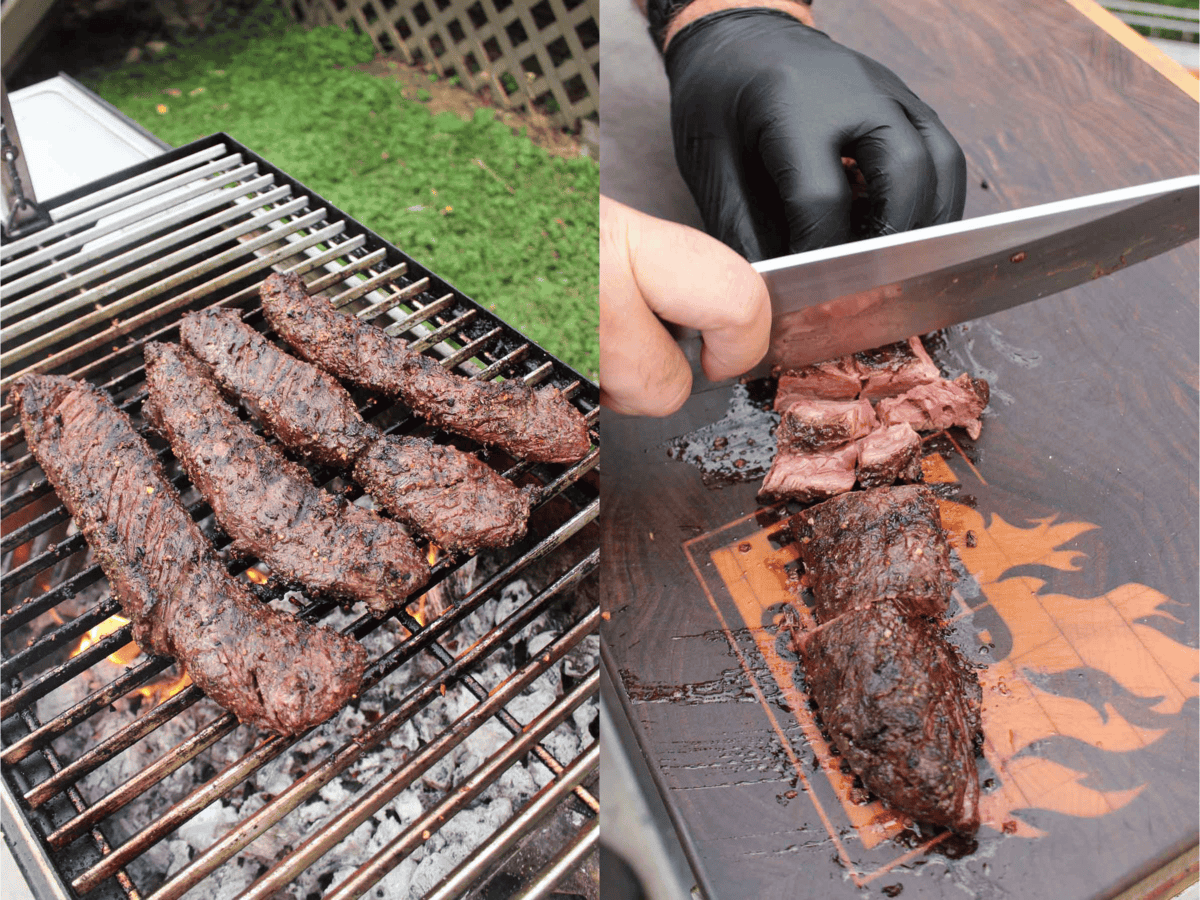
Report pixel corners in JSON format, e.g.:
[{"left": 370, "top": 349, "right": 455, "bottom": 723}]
[{"left": 87, "top": 6, "right": 599, "bottom": 380}]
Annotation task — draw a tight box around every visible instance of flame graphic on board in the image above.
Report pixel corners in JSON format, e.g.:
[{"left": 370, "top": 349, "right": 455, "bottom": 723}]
[{"left": 926, "top": 457, "right": 1199, "bottom": 838}]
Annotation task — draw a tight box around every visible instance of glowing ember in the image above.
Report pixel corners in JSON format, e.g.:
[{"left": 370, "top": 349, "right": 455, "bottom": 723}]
[{"left": 246, "top": 567, "right": 269, "bottom": 585}]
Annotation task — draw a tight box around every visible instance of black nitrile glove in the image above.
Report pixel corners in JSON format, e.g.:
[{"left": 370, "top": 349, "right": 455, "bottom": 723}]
[{"left": 665, "top": 8, "right": 967, "bottom": 262}]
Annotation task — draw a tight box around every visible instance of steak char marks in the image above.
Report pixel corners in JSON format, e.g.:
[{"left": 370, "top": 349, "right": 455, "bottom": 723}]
[
  {"left": 143, "top": 342, "right": 429, "bottom": 615},
  {"left": 260, "top": 271, "right": 591, "bottom": 464},
  {"left": 9, "top": 376, "right": 366, "bottom": 735},
  {"left": 181, "top": 308, "right": 379, "bottom": 467},
  {"left": 181, "top": 308, "right": 535, "bottom": 552},
  {"left": 790, "top": 485, "right": 981, "bottom": 832}
]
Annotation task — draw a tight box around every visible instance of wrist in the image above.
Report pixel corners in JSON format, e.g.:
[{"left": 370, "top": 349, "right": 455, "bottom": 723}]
[{"left": 656, "top": 0, "right": 815, "bottom": 52}]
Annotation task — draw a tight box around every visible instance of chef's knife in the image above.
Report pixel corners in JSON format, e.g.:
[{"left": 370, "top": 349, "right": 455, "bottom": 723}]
[{"left": 754, "top": 174, "right": 1199, "bottom": 370}]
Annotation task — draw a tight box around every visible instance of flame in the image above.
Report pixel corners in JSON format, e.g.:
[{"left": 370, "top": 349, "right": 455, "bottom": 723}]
[
  {"left": 71, "top": 614, "right": 193, "bottom": 705},
  {"left": 412, "top": 544, "right": 441, "bottom": 628},
  {"left": 73, "top": 614, "right": 140, "bottom": 666},
  {"left": 246, "top": 567, "right": 269, "bottom": 585}
]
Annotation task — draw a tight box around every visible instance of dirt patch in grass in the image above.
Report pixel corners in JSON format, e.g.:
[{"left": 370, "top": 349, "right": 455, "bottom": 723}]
[{"left": 353, "top": 56, "right": 585, "bottom": 160}]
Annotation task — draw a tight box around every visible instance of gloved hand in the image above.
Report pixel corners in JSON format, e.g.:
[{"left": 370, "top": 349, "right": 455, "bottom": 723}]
[{"left": 665, "top": 8, "right": 967, "bottom": 262}]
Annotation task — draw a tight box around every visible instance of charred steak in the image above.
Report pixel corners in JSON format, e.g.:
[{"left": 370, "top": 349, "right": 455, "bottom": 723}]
[
  {"left": 259, "top": 271, "right": 592, "bottom": 464},
  {"left": 790, "top": 485, "right": 981, "bottom": 832},
  {"left": 142, "top": 342, "right": 429, "bottom": 615},
  {"left": 181, "top": 307, "right": 534, "bottom": 550},
  {"left": 791, "top": 484, "right": 954, "bottom": 622},
  {"left": 180, "top": 308, "right": 380, "bottom": 467},
  {"left": 353, "top": 437, "right": 536, "bottom": 553},
  {"left": 9, "top": 375, "right": 366, "bottom": 735},
  {"left": 796, "top": 602, "right": 981, "bottom": 832}
]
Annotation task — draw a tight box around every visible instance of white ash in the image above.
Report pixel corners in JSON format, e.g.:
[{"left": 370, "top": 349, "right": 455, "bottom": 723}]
[{"left": 27, "top": 576, "right": 596, "bottom": 900}]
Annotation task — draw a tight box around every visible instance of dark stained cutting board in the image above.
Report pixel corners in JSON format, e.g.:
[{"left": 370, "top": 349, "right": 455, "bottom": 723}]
[{"left": 599, "top": 0, "right": 1199, "bottom": 898}]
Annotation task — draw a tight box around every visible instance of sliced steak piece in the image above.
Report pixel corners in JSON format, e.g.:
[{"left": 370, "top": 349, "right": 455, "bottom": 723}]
[
  {"left": 854, "top": 336, "right": 942, "bottom": 400},
  {"left": 796, "top": 602, "right": 981, "bottom": 832},
  {"left": 142, "top": 342, "right": 428, "bottom": 615},
  {"left": 856, "top": 422, "right": 924, "bottom": 489},
  {"left": 352, "top": 436, "right": 536, "bottom": 553},
  {"left": 776, "top": 398, "right": 877, "bottom": 454},
  {"left": 790, "top": 484, "right": 953, "bottom": 621},
  {"left": 758, "top": 442, "right": 858, "bottom": 503},
  {"left": 9, "top": 375, "right": 367, "bottom": 735},
  {"left": 774, "top": 357, "right": 861, "bottom": 409},
  {"left": 876, "top": 373, "right": 990, "bottom": 440},
  {"left": 259, "top": 271, "right": 592, "bottom": 464},
  {"left": 180, "top": 308, "right": 380, "bottom": 467}
]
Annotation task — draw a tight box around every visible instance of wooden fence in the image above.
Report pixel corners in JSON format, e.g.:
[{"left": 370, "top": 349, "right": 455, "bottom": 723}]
[{"left": 286, "top": 0, "right": 599, "bottom": 130}]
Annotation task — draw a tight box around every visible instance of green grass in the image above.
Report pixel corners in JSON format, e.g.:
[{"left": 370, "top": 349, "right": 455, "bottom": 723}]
[
  {"left": 1106, "top": 0, "right": 1200, "bottom": 44},
  {"left": 87, "top": 7, "right": 599, "bottom": 380}
]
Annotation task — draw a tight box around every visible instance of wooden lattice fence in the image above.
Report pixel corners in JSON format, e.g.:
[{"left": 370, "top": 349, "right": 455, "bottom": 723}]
[{"left": 286, "top": 0, "right": 599, "bottom": 130}]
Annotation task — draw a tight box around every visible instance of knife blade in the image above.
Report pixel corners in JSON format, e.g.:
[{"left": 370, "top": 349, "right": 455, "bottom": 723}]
[{"left": 754, "top": 175, "right": 1199, "bottom": 370}]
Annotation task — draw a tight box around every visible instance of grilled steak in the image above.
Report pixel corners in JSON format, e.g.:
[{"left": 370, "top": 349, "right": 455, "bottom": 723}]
[
  {"left": 855, "top": 336, "right": 942, "bottom": 400},
  {"left": 759, "top": 443, "right": 858, "bottom": 503},
  {"left": 9, "top": 375, "right": 367, "bottom": 735},
  {"left": 180, "top": 307, "right": 535, "bottom": 550},
  {"left": 877, "top": 373, "right": 990, "bottom": 440},
  {"left": 259, "top": 271, "right": 592, "bottom": 464},
  {"left": 775, "top": 357, "right": 862, "bottom": 409},
  {"left": 789, "top": 484, "right": 980, "bottom": 832},
  {"left": 775, "top": 398, "right": 877, "bottom": 454},
  {"left": 142, "top": 342, "right": 429, "bottom": 615},
  {"left": 353, "top": 436, "right": 536, "bottom": 553},
  {"left": 180, "top": 308, "right": 379, "bottom": 467},
  {"left": 791, "top": 484, "right": 953, "bottom": 622},
  {"left": 796, "top": 602, "right": 981, "bottom": 832},
  {"left": 856, "top": 422, "right": 923, "bottom": 489}
]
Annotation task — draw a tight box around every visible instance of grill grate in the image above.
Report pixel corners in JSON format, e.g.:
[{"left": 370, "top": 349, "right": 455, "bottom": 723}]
[{"left": 1, "top": 133, "right": 600, "bottom": 900}]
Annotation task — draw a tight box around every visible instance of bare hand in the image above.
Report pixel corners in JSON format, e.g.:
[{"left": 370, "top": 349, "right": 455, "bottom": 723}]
[{"left": 600, "top": 196, "right": 771, "bottom": 416}]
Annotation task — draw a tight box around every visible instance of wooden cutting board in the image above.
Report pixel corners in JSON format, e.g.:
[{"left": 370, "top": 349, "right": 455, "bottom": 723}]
[{"left": 599, "top": 1, "right": 1199, "bottom": 898}]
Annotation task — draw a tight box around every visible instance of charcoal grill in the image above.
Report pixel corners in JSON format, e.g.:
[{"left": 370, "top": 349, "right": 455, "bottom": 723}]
[{"left": 0, "top": 133, "right": 600, "bottom": 900}]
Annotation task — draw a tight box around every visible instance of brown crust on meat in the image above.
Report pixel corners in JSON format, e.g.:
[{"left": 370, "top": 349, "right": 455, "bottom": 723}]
[
  {"left": 259, "top": 271, "right": 591, "bottom": 463},
  {"left": 142, "top": 342, "right": 428, "bottom": 615},
  {"left": 791, "top": 484, "right": 953, "bottom": 621},
  {"left": 9, "top": 375, "right": 366, "bottom": 735},
  {"left": 353, "top": 436, "right": 535, "bottom": 553},
  {"left": 797, "top": 603, "right": 981, "bottom": 832},
  {"left": 180, "top": 308, "right": 379, "bottom": 467}
]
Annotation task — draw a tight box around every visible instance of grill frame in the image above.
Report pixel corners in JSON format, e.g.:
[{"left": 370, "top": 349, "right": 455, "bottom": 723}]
[{"left": 0, "top": 132, "right": 600, "bottom": 900}]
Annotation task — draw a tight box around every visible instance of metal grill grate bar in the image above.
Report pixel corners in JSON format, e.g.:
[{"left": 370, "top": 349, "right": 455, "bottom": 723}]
[
  {"left": 0, "top": 145, "right": 230, "bottom": 263},
  {"left": 423, "top": 740, "right": 599, "bottom": 900},
  {"left": 1, "top": 189, "right": 306, "bottom": 358},
  {"left": 311, "top": 671, "right": 599, "bottom": 900},
  {"left": 0, "top": 217, "right": 345, "bottom": 388},
  {"left": 1, "top": 165, "right": 269, "bottom": 299},
  {"left": 153, "top": 587, "right": 599, "bottom": 900}
]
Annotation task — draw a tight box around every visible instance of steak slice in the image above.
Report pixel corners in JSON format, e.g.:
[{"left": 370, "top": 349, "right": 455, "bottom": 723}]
[
  {"left": 796, "top": 602, "right": 981, "bottom": 832},
  {"left": 143, "top": 342, "right": 429, "bottom": 615},
  {"left": 180, "top": 308, "right": 379, "bottom": 467},
  {"left": 9, "top": 375, "right": 366, "bottom": 735},
  {"left": 854, "top": 336, "right": 942, "bottom": 400},
  {"left": 791, "top": 484, "right": 953, "bottom": 621},
  {"left": 774, "top": 357, "right": 862, "bottom": 409},
  {"left": 259, "top": 271, "right": 592, "bottom": 464},
  {"left": 352, "top": 436, "right": 536, "bottom": 553},
  {"left": 759, "top": 442, "right": 858, "bottom": 503},
  {"left": 876, "top": 373, "right": 990, "bottom": 440},
  {"left": 776, "top": 398, "right": 877, "bottom": 454},
  {"left": 856, "top": 422, "right": 924, "bottom": 489}
]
